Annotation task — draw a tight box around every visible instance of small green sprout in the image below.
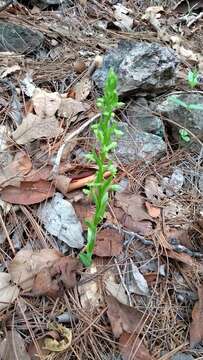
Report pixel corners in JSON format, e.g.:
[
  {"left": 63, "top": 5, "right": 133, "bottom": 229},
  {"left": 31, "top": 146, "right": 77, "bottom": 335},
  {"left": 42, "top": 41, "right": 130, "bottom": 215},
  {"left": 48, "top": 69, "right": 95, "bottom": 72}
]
[
  {"left": 187, "top": 69, "right": 199, "bottom": 89},
  {"left": 79, "top": 69, "right": 123, "bottom": 267},
  {"left": 179, "top": 129, "right": 190, "bottom": 142},
  {"left": 170, "top": 95, "right": 203, "bottom": 111}
]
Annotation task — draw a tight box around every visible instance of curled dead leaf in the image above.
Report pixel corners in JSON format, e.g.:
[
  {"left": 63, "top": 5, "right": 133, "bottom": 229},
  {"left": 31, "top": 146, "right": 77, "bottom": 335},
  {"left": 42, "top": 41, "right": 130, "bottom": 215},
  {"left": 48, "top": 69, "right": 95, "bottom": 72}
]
[{"left": 43, "top": 323, "right": 72, "bottom": 352}]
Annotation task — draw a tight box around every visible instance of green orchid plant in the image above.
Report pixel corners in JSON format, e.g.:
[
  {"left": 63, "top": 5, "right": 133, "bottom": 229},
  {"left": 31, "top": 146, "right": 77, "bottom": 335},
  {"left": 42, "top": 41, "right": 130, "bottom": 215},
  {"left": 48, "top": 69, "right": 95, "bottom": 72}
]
[{"left": 79, "top": 69, "right": 123, "bottom": 267}]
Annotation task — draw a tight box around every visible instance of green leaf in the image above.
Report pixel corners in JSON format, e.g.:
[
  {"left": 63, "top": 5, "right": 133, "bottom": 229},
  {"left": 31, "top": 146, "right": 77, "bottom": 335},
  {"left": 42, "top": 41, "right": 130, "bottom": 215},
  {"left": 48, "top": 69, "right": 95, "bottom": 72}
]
[
  {"left": 188, "top": 103, "right": 203, "bottom": 111},
  {"left": 110, "top": 184, "right": 121, "bottom": 192},
  {"left": 79, "top": 252, "right": 92, "bottom": 267},
  {"left": 170, "top": 96, "right": 188, "bottom": 109},
  {"left": 179, "top": 129, "right": 190, "bottom": 142},
  {"left": 187, "top": 69, "right": 199, "bottom": 89}
]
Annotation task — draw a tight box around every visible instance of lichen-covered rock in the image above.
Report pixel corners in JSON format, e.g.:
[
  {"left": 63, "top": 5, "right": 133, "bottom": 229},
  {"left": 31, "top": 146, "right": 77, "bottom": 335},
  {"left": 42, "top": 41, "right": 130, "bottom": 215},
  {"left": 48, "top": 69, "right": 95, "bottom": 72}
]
[
  {"left": 126, "top": 98, "right": 164, "bottom": 136},
  {"left": 0, "top": 22, "right": 43, "bottom": 54},
  {"left": 114, "top": 123, "right": 166, "bottom": 163},
  {"left": 157, "top": 93, "right": 203, "bottom": 142},
  {"left": 93, "top": 41, "right": 178, "bottom": 96}
]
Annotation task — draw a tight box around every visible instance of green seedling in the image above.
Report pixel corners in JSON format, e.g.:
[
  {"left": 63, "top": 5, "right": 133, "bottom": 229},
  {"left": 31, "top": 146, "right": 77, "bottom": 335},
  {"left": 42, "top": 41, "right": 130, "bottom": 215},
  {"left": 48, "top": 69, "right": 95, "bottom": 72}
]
[
  {"left": 179, "top": 129, "right": 190, "bottom": 142},
  {"left": 187, "top": 69, "right": 199, "bottom": 89},
  {"left": 170, "top": 95, "right": 203, "bottom": 111},
  {"left": 170, "top": 91, "right": 203, "bottom": 143},
  {"left": 79, "top": 69, "right": 123, "bottom": 267}
]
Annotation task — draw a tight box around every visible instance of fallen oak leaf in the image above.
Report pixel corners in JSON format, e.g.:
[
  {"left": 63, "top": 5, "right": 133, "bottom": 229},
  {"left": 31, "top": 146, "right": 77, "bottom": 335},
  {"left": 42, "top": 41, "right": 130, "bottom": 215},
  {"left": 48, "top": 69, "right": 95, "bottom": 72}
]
[
  {"left": 12, "top": 113, "right": 63, "bottom": 145},
  {"left": 1, "top": 180, "right": 55, "bottom": 205},
  {"left": 106, "top": 295, "right": 145, "bottom": 338},
  {"left": 32, "top": 88, "right": 61, "bottom": 117},
  {"left": 58, "top": 98, "right": 89, "bottom": 120},
  {"left": 113, "top": 192, "right": 155, "bottom": 236},
  {"left": 0, "top": 153, "right": 32, "bottom": 189},
  {"left": 145, "top": 202, "right": 160, "bottom": 218},
  {"left": 73, "top": 77, "right": 92, "bottom": 101},
  {"left": 51, "top": 256, "right": 81, "bottom": 289},
  {"left": 119, "top": 331, "right": 152, "bottom": 360},
  {"left": 9, "top": 249, "right": 62, "bottom": 290},
  {"left": 0, "top": 273, "right": 19, "bottom": 310},
  {"left": 93, "top": 228, "right": 123, "bottom": 257},
  {"left": 190, "top": 285, "right": 203, "bottom": 348},
  {"left": 32, "top": 268, "right": 60, "bottom": 298}
]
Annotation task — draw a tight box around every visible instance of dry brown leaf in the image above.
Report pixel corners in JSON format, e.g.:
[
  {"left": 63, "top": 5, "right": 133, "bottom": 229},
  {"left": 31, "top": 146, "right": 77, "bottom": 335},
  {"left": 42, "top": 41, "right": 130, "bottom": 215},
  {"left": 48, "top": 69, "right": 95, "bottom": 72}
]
[
  {"left": 74, "top": 199, "right": 95, "bottom": 230},
  {"left": 115, "top": 192, "right": 152, "bottom": 222},
  {"left": 190, "top": 285, "right": 203, "bottom": 347},
  {"left": 32, "top": 88, "right": 61, "bottom": 117},
  {"left": 58, "top": 98, "right": 88, "bottom": 120},
  {"left": 0, "top": 273, "right": 19, "bottom": 310},
  {"left": 33, "top": 256, "right": 81, "bottom": 298},
  {"left": 9, "top": 249, "right": 62, "bottom": 290},
  {"left": 93, "top": 228, "right": 123, "bottom": 257},
  {"left": 0, "top": 64, "right": 21, "bottom": 79},
  {"left": 32, "top": 268, "right": 60, "bottom": 298},
  {"left": 145, "top": 202, "right": 160, "bottom": 218},
  {"left": 119, "top": 331, "right": 152, "bottom": 360},
  {"left": 166, "top": 227, "right": 192, "bottom": 250},
  {"left": 144, "top": 176, "right": 165, "bottom": 202},
  {"left": 103, "top": 270, "right": 129, "bottom": 305},
  {"left": 12, "top": 113, "right": 63, "bottom": 145},
  {"left": 1, "top": 179, "right": 55, "bottom": 205},
  {"left": 0, "top": 153, "right": 32, "bottom": 189},
  {"left": 0, "top": 330, "right": 31, "bottom": 360},
  {"left": 51, "top": 256, "right": 81, "bottom": 289},
  {"left": 165, "top": 249, "right": 203, "bottom": 272},
  {"left": 74, "top": 77, "right": 92, "bottom": 101},
  {"left": 113, "top": 192, "right": 154, "bottom": 236},
  {"left": 106, "top": 295, "right": 144, "bottom": 338},
  {"left": 78, "top": 263, "right": 102, "bottom": 309}
]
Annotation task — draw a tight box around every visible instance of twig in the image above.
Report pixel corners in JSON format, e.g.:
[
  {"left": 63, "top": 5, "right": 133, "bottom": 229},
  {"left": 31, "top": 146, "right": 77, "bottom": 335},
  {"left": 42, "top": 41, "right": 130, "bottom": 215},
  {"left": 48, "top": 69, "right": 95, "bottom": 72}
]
[
  {"left": 0, "top": 211, "right": 15, "bottom": 255},
  {"left": 52, "top": 113, "right": 100, "bottom": 176},
  {"left": 114, "top": 258, "right": 132, "bottom": 306}
]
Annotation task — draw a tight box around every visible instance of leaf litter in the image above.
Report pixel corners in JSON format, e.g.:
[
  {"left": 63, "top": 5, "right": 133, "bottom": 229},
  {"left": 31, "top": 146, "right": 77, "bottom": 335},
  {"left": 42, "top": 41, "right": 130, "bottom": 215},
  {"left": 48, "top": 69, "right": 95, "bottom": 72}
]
[{"left": 0, "top": 1, "right": 203, "bottom": 359}]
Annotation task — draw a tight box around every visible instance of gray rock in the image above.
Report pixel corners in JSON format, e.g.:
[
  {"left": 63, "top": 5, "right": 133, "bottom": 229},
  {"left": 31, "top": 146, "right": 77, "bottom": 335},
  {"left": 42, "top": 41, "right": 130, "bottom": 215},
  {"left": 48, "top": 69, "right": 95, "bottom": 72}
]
[
  {"left": 114, "top": 123, "right": 166, "bottom": 163},
  {"left": 93, "top": 41, "right": 178, "bottom": 96},
  {"left": 157, "top": 93, "right": 203, "bottom": 142},
  {"left": 38, "top": 193, "right": 84, "bottom": 249},
  {"left": 171, "top": 352, "right": 194, "bottom": 360},
  {"left": 0, "top": 22, "right": 43, "bottom": 54},
  {"left": 126, "top": 98, "right": 164, "bottom": 135}
]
